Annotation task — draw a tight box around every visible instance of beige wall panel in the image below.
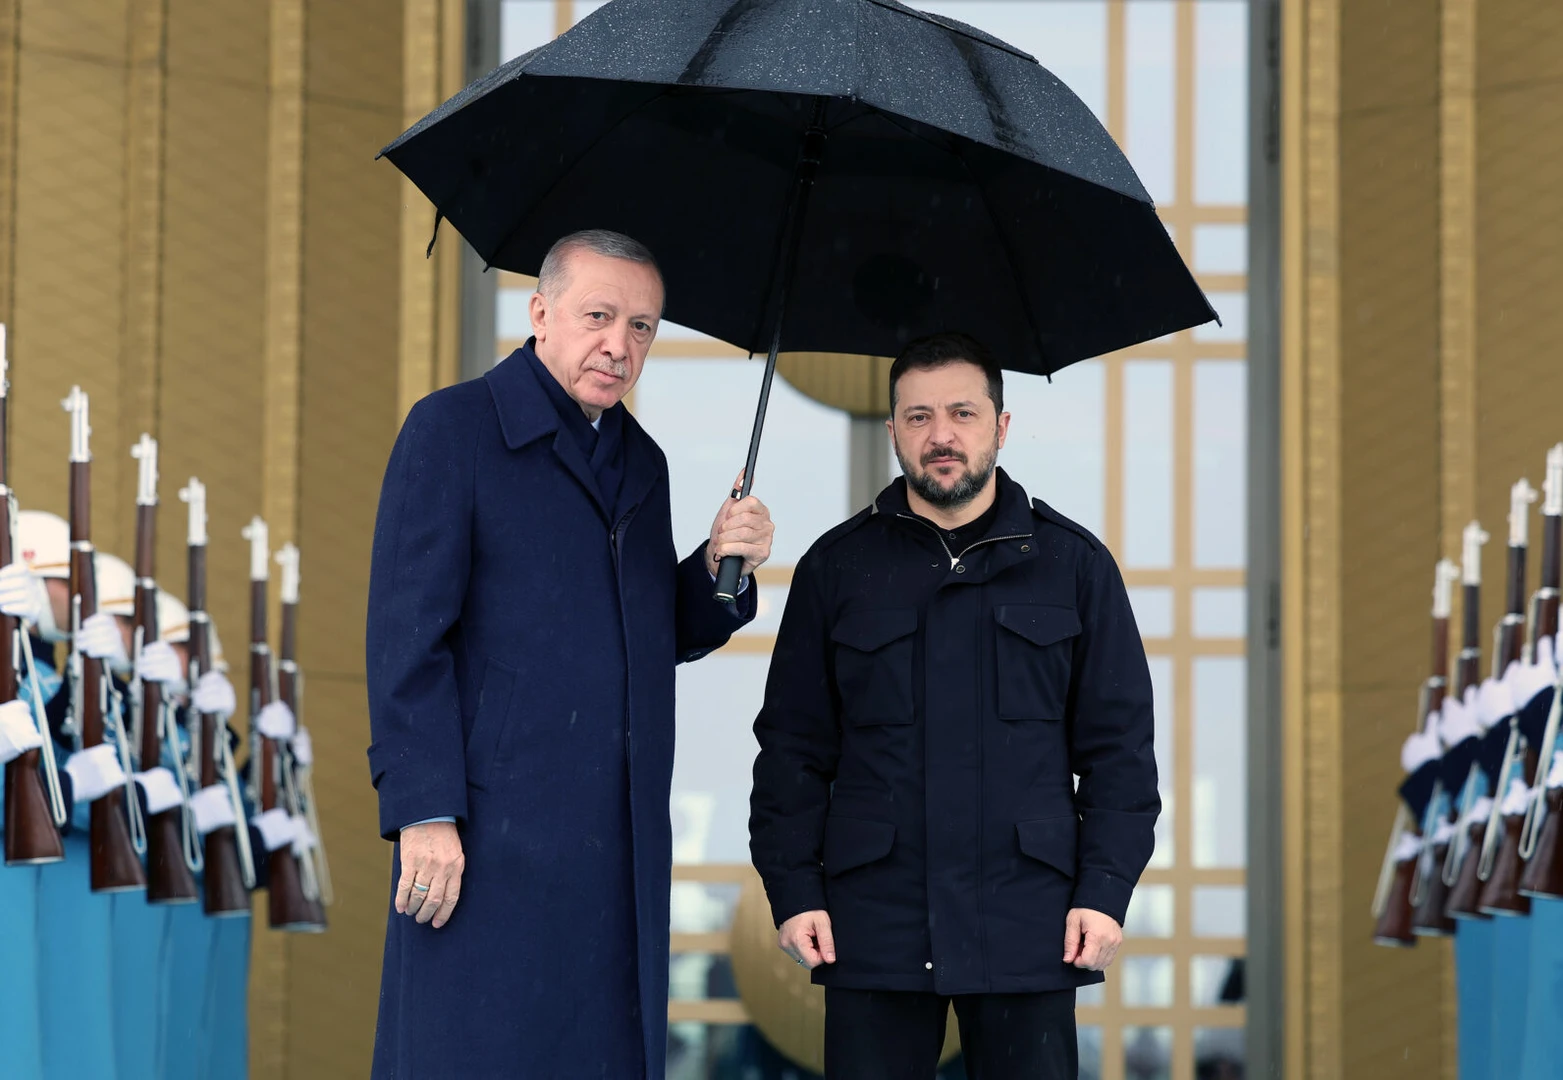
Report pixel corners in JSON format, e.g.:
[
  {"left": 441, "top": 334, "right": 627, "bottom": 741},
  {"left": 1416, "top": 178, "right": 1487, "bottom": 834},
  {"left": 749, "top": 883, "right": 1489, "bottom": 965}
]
[
  {"left": 156, "top": 71, "right": 271, "bottom": 636},
  {"left": 10, "top": 49, "right": 130, "bottom": 551},
  {"left": 283, "top": 673, "right": 385, "bottom": 1075},
  {"left": 19, "top": 0, "right": 127, "bottom": 61},
  {"left": 296, "top": 99, "right": 403, "bottom": 680},
  {"left": 166, "top": 0, "right": 269, "bottom": 87},
  {"left": 1475, "top": 0, "right": 1563, "bottom": 93},
  {"left": 1337, "top": 0, "right": 1439, "bottom": 114},
  {"left": 1474, "top": 84, "right": 1563, "bottom": 594},
  {"left": 307, "top": 0, "right": 402, "bottom": 110}
]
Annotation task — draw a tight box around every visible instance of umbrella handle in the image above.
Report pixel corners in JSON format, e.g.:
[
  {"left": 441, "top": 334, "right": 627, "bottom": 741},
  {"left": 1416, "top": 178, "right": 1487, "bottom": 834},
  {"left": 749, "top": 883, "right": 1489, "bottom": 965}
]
[{"left": 713, "top": 98, "right": 829, "bottom": 604}]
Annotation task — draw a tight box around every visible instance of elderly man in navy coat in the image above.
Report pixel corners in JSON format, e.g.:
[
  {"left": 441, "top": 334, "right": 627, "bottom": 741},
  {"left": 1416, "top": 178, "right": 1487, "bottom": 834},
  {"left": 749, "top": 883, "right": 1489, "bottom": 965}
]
[
  {"left": 750, "top": 333, "right": 1159, "bottom": 1079},
  {"left": 367, "top": 230, "right": 773, "bottom": 1079}
]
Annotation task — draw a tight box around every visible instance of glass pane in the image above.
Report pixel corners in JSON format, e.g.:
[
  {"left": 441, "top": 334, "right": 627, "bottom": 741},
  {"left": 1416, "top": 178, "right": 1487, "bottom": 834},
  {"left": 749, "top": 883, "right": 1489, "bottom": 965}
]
[
  {"left": 1193, "top": 587, "right": 1245, "bottom": 637},
  {"left": 635, "top": 360, "right": 849, "bottom": 562},
  {"left": 1194, "top": 292, "right": 1247, "bottom": 342},
  {"left": 669, "top": 881, "right": 741, "bottom": 933},
  {"left": 1123, "top": 1025, "right": 1173, "bottom": 1080},
  {"left": 1193, "top": 885, "right": 1247, "bottom": 937},
  {"left": 496, "top": 287, "right": 533, "bottom": 342},
  {"left": 1195, "top": 224, "right": 1248, "bottom": 274},
  {"left": 1194, "top": 362, "right": 1247, "bottom": 567},
  {"left": 1122, "top": 955, "right": 1175, "bottom": 1007},
  {"left": 669, "top": 953, "right": 739, "bottom": 1001},
  {"left": 914, "top": 2, "right": 1111, "bottom": 121},
  {"left": 1147, "top": 657, "right": 1175, "bottom": 868},
  {"left": 1079, "top": 1025, "right": 1104, "bottom": 1080},
  {"left": 667, "top": 1022, "right": 826, "bottom": 1079},
  {"left": 1126, "top": 0, "right": 1175, "bottom": 204},
  {"left": 732, "top": 582, "right": 788, "bottom": 640},
  {"left": 1129, "top": 586, "right": 1173, "bottom": 638},
  {"left": 1078, "top": 981, "right": 1106, "bottom": 1007},
  {"left": 671, "top": 656, "right": 772, "bottom": 863},
  {"left": 999, "top": 363, "right": 1106, "bottom": 538},
  {"left": 1194, "top": 0, "right": 1248, "bottom": 205},
  {"left": 574, "top": 0, "right": 612, "bottom": 25},
  {"left": 1124, "top": 884, "right": 1174, "bottom": 937},
  {"left": 1192, "top": 955, "right": 1247, "bottom": 1006},
  {"left": 1195, "top": 1026, "right": 1247, "bottom": 1079},
  {"left": 1193, "top": 657, "right": 1246, "bottom": 867},
  {"left": 500, "top": 0, "right": 554, "bottom": 62},
  {"left": 1124, "top": 361, "right": 1173, "bottom": 567}
]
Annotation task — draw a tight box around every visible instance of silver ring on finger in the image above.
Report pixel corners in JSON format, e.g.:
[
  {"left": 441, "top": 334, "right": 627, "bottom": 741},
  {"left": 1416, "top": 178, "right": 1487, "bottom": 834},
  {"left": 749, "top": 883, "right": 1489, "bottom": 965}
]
[{"left": 412, "top": 881, "right": 431, "bottom": 892}]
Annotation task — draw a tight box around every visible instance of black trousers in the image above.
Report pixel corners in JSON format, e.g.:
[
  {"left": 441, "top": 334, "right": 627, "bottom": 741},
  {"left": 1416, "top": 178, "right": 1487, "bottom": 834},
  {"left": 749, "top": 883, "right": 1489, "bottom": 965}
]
[{"left": 824, "top": 987, "right": 1078, "bottom": 1080}]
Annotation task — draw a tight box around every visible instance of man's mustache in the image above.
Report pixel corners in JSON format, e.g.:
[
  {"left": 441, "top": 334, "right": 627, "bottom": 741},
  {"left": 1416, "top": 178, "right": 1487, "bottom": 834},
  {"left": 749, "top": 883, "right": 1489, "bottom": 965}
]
[
  {"left": 922, "top": 445, "right": 967, "bottom": 466},
  {"left": 587, "top": 359, "right": 630, "bottom": 379}
]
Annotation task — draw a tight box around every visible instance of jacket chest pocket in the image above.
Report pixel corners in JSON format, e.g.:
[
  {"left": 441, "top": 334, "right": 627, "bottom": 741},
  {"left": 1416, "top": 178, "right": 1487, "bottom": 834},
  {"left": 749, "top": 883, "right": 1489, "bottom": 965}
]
[
  {"left": 831, "top": 609, "right": 918, "bottom": 726},
  {"left": 994, "top": 604, "right": 1081, "bottom": 720}
]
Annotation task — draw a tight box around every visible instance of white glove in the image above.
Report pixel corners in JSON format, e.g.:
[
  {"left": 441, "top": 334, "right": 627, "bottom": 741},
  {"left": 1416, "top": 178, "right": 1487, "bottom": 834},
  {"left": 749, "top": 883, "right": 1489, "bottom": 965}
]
[
  {"left": 135, "top": 640, "right": 182, "bottom": 684},
  {"left": 0, "top": 561, "right": 49, "bottom": 626},
  {"left": 255, "top": 701, "right": 296, "bottom": 741},
  {"left": 0, "top": 698, "right": 44, "bottom": 765},
  {"left": 192, "top": 670, "right": 237, "bottom": 718},
  {"left": 1400, "top": 730, "right": 1442, "bottom": 773},
  {"left": 1476, "top": 676, "right": 1516, "bottom": 732},
  {"left": 64, "top": 743, "right": 127, "bottom": 803},
  {"left": 251, "top": 807, "right": 295, "bottom": 852},
  {"left": 77, "top": 612, "right": 128, "bottom": 665},
  {"left": 289, "top": 813, "right": 318, "bottom": 856},
  {"left": 133, "top": 766, "right": 184, "bottom": 815},
  {"left": 188, "top": 785, "right": 237, "bottom": 834},
  {"left": 292, "top": 727, "right": 313, "bottom": 767}
]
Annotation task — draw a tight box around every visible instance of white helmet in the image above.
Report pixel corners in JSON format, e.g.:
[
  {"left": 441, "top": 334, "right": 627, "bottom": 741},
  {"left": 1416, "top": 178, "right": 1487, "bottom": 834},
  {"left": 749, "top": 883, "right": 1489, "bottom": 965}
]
[
  {"left": 157, "top": 589, "right": 190, "bottom": 644},
  {"left": 16, "top": 510, "right": 71, "bottom": 580},
  {"left": 95, "top": 553, "right": 137, "bottom": 619}
]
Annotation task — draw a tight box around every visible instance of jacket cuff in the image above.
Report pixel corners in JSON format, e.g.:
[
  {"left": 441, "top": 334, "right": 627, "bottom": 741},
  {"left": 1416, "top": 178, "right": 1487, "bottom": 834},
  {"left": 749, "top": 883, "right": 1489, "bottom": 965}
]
[
  {"left": 1070, "top": 869, "right": 1135, "bottom": 927},
  {"left": 766, "top": 873, "right": 829, "bottom": 929},
  {"left": 368, "top": 743, "right": 467, "bottom": 841}
]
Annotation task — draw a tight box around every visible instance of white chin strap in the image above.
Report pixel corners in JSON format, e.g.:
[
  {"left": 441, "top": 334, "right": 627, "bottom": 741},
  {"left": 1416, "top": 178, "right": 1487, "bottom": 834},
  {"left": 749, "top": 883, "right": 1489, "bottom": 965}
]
[{"left": 35, "top": 594, "right": 66, "bottom": 644}]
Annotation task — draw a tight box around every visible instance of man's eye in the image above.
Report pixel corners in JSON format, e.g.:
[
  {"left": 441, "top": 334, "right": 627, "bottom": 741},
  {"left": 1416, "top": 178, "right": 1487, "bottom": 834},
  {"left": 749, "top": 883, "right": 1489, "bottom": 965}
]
[
  {"left": 588, "top": 312, "right": 608, "bottom": 321},
  {"left": 633, "top": 321, "right": 651, "bottom": 333}
]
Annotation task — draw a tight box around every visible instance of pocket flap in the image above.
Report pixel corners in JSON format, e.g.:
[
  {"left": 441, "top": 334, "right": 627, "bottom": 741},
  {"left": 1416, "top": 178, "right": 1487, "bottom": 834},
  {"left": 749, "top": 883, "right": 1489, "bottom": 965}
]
[
  {"left": 823, "top": 815, "right": 897, "bottom": 875},
  {"left": 1016, "top": 816, "right": 1078, "bottom": 878},
  {"left": 995, "top": 604, "right": 1082, "bottom": 649},
  {"left": 831, "top": 609, "right": 918, "bottom": 652}
]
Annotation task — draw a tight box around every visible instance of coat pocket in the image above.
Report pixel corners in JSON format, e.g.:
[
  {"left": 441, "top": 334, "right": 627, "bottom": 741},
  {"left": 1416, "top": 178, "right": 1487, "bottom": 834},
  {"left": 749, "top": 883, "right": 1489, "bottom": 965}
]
[
  {"left": 994, "top": 604, "right": 1081, "bottom": 720},
  {"left": 1016, "top": 816, "right": 1078, "bottom": 879},
  {"left": 464, "top": 657, "right": 517, "bottom": 791},
  {"left": 823, "top": 815, "right": 897, "bottom": 876},
  {"left": 831, "top": 609, "right": 918, "bottom": 726}
]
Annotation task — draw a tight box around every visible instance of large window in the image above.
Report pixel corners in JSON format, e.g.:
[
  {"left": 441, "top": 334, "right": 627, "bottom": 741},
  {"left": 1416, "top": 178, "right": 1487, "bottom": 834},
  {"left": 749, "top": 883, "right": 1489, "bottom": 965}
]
[{"left": 496, "top": 4, "right": 1250, "bottom": 1078}]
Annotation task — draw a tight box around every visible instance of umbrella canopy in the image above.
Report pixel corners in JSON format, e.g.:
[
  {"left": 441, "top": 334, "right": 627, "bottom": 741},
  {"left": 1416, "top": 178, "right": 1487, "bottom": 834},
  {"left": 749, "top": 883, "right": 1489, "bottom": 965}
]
[{"left": 381, "top": 0, "right": 1216, "bottom": 376}]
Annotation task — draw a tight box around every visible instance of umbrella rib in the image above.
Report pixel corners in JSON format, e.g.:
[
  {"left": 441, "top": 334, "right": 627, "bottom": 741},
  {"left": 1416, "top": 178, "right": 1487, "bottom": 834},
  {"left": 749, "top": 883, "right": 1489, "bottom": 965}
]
[{"left": 472, "top": 84, "right": 677, "bottom": 270}]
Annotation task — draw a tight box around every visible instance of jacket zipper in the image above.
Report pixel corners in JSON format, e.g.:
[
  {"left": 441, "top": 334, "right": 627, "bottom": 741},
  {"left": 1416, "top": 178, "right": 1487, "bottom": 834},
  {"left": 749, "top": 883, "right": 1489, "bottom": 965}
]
[{"left": 897, "top": 513, "right": 1030, "bottom": 986}]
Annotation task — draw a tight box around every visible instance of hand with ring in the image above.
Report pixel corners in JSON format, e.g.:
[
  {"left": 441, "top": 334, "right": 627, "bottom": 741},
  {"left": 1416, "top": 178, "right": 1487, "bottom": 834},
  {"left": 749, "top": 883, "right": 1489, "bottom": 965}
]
[{"left": 395, "top": 820, "right": 465, "bottom": 928}]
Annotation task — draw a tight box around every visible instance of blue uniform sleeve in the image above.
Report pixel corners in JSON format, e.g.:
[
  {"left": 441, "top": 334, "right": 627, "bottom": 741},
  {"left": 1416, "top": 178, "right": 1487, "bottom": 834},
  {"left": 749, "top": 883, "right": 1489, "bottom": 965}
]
[
  {"left": 1066, "top": 544, "right": 1161, "bottom": 925},
  {"left": 366, "top": 396, "right": 476, "bottom": 841}
]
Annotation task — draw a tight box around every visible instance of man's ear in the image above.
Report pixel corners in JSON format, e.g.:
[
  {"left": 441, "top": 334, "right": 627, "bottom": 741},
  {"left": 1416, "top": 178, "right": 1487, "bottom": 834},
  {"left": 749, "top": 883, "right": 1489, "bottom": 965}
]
[
  {"left": 996, "top": 410, "right": 1011, "bottom": 450},
  {"left": 529, "top": 291, "right": 549, "bottom": 342}
]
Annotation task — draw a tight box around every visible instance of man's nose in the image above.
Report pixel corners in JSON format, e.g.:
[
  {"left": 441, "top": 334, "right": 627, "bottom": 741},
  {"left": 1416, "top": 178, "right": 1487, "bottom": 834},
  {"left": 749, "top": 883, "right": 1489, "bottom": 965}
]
[
  {"left": 602, "top": 322, "right": 631, "bottom": 360},
  {"left": 928, "top": 414, "right": 956, "bottom": 445}
]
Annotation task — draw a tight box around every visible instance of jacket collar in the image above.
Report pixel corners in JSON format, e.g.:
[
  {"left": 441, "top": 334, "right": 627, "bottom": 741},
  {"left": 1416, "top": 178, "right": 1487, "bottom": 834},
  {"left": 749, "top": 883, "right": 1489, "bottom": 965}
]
[
  {"left": 483, "top": 345, "right": 661, "bottom": 520},
  {"left": 871, "top": 468, "right": 1035, "bottom": 541}
]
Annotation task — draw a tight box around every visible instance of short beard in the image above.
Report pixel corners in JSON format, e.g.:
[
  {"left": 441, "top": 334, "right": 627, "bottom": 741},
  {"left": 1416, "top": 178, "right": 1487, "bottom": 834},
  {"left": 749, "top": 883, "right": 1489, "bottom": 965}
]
[{"left": 897, "top": 438, "right": 998, "bottom": 511}]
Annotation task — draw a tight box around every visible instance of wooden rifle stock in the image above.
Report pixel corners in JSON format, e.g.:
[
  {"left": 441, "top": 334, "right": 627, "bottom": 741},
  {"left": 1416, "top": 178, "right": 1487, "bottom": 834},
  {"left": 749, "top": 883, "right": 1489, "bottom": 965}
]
[
  {"left": 247, "top": 532, "right": 318, "bottom": 932},
  {"left": 1374, "top": 568, "right": 1454, "bottom": 947},
  {"left": 278, "top": 584, "right": 326, "bottom": 929},
  {"left": 185, "top": 522, "right": 251, "bottom": 917},
  {"left": 66, "top": 414, "right": 145, "bottom": 891},
  {"left": 1519, "top": 460, "right": 1563, "bottom": 898},
  {"left": 132, "top": 446, "right": 198, "bottom": 904},
  {"left": 2, "top": 338, "right": 63, "bottom": 864}
]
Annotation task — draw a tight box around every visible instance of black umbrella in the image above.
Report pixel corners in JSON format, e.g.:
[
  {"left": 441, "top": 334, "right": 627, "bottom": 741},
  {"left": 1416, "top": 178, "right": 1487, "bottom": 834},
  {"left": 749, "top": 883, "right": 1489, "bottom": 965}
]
[{"left": 381, "top": 0, "right": 1216, "bottom": 598}]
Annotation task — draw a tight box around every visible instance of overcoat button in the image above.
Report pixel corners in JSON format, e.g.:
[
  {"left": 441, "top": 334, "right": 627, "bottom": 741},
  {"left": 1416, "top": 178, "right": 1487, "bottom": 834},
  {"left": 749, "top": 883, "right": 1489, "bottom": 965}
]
[
  {"left": 954, "top": 564, "right": 966, "bottom": 574},
  {"left": 925, "top": 962, "right": 933, "bottom": 970},
  {"left": 1020, "top": 544, "right": 1030, "bottom": 552}
]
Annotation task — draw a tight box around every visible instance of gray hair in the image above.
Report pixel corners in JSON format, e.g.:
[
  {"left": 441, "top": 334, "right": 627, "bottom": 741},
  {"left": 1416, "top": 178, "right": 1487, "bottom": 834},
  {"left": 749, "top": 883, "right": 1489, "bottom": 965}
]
[{"left": 536, "top": 229, "right": 663, "bottom": 301}]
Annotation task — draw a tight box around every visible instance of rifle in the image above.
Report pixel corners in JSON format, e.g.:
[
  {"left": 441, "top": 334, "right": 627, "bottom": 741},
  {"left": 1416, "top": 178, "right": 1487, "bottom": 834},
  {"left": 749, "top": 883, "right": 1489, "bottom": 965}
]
[
  {"left": 1, "top": 324, "right": 66, "bottom": 865},
  {"left": 1519, "top": 444, "right": 1563, "bottom": 898},
  {"left": 1476, "top": 480, "right": 1542, "bottom": 915},
  {"left": 130, "top": 435, "right": 199, "bottom": 904},
  {"left": 1372, "top": 558, "right": 1459, "bottom": 945},
  {"left": 62, "top": 386, "right": 145, "bottom": 892},
  {"left": 181, "top": 478, "right": 254, "bottom": 916},
  {"left": 277, "top": 543, "right": 329, "bottom": 928},
  {"left": 1411, "top": 522, "right": 1488, "bottom": 932},
  {"left": 243, "top": 517, "right": 318, "bottom": 930}
]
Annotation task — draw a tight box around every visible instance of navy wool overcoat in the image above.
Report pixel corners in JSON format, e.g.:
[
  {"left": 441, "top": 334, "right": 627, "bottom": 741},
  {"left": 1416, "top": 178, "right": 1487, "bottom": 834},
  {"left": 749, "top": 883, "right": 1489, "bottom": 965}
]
[{"left": 367, "top": 351, "right": 753, "bottom": 1079}]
